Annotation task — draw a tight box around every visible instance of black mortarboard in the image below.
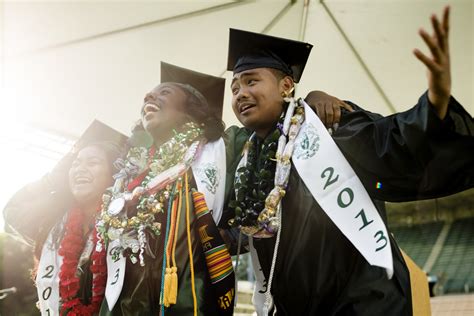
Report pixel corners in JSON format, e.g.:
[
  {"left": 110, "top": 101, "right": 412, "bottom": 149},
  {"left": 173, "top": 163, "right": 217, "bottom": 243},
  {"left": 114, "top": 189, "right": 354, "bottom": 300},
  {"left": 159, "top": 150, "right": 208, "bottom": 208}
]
[
  {"left": 75, "top": 120, "right": 128, "bottom": 150},
  {"left": 227, "top": 28, "right": 313, "bottom": 83},
  {"left": 160, "top": 62, "right": 225, "bottom": 119}
]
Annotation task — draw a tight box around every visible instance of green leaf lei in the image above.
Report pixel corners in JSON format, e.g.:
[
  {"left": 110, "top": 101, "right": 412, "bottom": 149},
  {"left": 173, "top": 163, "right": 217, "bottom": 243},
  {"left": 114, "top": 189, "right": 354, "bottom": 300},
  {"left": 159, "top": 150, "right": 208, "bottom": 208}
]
[{"left": 228, "top": 115, "right": 285, "bottom": 229}]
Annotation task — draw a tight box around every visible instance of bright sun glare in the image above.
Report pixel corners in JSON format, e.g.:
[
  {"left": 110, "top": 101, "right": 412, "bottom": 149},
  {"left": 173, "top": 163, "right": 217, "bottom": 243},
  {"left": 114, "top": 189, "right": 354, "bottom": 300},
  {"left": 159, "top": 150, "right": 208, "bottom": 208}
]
[{"left": 0, "top": 89, "right": 73, "bottom": 231}]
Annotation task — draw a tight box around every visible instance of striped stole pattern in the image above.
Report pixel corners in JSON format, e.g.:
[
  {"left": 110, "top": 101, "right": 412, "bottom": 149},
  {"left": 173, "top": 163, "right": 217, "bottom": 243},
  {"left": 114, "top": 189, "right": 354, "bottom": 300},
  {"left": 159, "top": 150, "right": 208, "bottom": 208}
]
[{"left": 192, "top": 191, "right": 235, "bottom": 315}]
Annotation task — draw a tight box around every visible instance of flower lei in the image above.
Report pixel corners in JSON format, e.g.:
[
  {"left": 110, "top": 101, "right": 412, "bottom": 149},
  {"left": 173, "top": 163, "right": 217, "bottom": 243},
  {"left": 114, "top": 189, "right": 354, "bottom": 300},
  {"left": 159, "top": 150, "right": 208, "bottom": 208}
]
[
  {"left": 229, "top": 98, "right": 305, "bottom": 237},
  {"left": 96, "top": 122, "right": 203, "bottom": 265},
  {"left": 58, "top": 207, "right": 106, "bottom": 315}
]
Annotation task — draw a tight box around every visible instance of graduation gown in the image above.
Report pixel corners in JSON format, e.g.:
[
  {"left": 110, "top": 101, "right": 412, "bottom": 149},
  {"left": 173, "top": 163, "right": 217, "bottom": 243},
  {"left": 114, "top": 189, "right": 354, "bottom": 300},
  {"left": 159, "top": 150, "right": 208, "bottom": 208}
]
[
  {"left": 3, "top": 152, "right": 74, "bottom": 247},
  {"left": 99, "top": 176, "right": 221, "bottom": 316},
  {"left": 99, "top": 134, "right": 245, "bottom": 315},
  {"left": 243, "top": 93, "right": 473, "bottom": 315}
]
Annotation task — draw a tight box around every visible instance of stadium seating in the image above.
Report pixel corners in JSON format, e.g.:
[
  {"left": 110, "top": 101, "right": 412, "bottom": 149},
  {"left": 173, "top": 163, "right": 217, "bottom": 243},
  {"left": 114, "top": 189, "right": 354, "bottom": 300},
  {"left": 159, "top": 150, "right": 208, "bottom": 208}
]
[
  {"left": 391, "top": 222, "right": 444, "bottom": 267},
  {"left": 390, "top": 218, "right": 474, "bottom": 294},
  {"left": 431, "top": 218, "right": 474, "bottom": 294}
]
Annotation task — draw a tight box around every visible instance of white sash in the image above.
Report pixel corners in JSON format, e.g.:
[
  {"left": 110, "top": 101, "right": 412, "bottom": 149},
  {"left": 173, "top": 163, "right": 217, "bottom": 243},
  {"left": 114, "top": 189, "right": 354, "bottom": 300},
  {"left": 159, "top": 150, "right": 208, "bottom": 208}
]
[
  {"left": 293, "top": 100, "right": 393, "bottom": 277},
  {"left": 105, "top": 239, "right": 126, "bottom": 310},
  {"left": 192, "top": 138, "right": 226, "bottom": 224},
  {"left": 36, "top": 221, "right": 64, "bottom": 315},
  {"left": 105, "top": 138, "right": 226, "bottom": 310},
  {"left": 249, "top": 237, "right": 268, "bottom": 316}
]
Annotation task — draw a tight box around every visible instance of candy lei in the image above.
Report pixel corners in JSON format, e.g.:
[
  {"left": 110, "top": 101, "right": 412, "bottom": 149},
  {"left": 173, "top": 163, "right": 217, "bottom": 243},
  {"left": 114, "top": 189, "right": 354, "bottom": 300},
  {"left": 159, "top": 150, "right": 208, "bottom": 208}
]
[
  {"left": 229, "top": 97, "right": 305, "bottom": 238},
  {"left": 96, "top": 122, "right": 203, "bottom": 265},
  {"left": 58, "top": 207, "right": 106, "bottom": 315}
]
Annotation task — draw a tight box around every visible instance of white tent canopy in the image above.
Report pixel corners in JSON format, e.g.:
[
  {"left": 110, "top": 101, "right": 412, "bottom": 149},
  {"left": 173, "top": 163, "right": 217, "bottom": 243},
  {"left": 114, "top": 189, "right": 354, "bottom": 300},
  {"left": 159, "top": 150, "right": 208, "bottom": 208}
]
[{"left": 1, "top": 0, "right": 472, "bottom": 138}]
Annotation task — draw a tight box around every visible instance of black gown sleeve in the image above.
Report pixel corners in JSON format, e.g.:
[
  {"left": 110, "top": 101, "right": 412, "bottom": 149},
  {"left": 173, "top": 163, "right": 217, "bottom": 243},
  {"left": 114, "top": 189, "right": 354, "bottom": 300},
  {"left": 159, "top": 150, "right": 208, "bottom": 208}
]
[
  {"left": 334, "top": 91, "right": 474, "bottom": 202},
  {"left": 2, "top": 153, "right": 73, "bottom": 245}
]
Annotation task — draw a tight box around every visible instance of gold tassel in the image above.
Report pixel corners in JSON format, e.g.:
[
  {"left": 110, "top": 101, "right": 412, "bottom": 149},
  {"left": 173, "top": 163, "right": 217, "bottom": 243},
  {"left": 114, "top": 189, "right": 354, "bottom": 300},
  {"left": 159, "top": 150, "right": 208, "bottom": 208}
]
[
  {"left": 169, "top": 179, "right": 182, "bottom": 306},
  {"left": 169, "top": 266, "right": 178, "bottom": 304},
  {"left": 163, "top": 267, "right": 171, "bottom": 307}
]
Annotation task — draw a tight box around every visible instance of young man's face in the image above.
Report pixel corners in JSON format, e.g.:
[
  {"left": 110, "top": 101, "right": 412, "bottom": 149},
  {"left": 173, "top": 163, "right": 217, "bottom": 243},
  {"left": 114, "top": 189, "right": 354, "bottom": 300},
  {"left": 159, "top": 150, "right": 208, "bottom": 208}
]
[{"left": 231, "top": 68, "right": 289, "bottom": 137}]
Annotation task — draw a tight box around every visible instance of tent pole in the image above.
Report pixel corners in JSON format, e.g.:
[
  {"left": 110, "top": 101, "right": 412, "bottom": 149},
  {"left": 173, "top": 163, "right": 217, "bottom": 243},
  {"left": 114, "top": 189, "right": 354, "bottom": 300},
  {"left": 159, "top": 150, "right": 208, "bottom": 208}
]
[{"left": 320, "top": 0, "right": 396, "bottom": 113}]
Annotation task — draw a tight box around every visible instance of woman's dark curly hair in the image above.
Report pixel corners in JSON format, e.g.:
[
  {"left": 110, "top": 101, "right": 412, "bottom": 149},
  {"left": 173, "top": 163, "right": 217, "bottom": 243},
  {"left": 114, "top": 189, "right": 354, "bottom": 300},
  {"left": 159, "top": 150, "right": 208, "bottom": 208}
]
[{"left": 173, "top": 83, "right": 225, "bottom": 141}]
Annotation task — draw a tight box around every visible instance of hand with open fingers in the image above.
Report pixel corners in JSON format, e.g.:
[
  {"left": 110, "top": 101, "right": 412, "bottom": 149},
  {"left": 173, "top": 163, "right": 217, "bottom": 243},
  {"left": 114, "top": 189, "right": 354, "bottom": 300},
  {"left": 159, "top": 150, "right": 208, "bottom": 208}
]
[
  {"left": 413, "top": 6, "right": 451, "bottom": 119},
  {"left": 305, "top": 90, "right": 353, "bottom": 132}
]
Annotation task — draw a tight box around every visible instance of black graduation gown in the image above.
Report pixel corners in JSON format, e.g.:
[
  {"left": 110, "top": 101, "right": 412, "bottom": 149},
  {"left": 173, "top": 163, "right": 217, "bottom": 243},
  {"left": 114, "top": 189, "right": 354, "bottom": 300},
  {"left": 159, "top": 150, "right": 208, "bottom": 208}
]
[
  {"left": 3, "top": 152, "right": 74, "bottom": 246},
  {"left": 99, "top": 176, "right": 220, "bottom": 316},
  {"left": 251, "top": 92, "right": 473, "bottom": 315}
]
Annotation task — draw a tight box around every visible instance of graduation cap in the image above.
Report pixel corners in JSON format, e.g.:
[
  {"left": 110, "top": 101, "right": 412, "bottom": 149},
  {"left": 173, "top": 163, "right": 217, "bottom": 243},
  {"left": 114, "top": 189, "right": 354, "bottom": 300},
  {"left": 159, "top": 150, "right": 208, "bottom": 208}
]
[
  {"left": 74, "top": 119, "right": 128, "bottom": 150},
  {"left": 160, "top": 61, "right": 225, "bottom": 119},
  {"left": 227, "top": 28, "right": 313, "bottom": 83},
  {"left": 68, "top": 119, "right": 127, "bottom": 166}
]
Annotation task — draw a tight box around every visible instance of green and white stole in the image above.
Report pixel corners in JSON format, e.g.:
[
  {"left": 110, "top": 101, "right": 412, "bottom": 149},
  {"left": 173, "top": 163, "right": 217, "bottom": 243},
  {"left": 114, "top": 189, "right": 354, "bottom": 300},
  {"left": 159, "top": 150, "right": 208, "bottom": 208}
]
[{"left": 36, "top": 220, "right": 65, "bottom": 316}]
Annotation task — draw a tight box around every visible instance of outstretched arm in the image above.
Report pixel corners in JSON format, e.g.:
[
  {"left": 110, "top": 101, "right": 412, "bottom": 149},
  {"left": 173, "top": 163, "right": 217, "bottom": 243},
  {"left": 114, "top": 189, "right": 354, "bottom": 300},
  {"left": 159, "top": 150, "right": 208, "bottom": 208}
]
[
  {"left": 3, "top": 153, "right": 74, "bottom": 244},
  {"left": 414, "top": 6, "right": 451, "bottom": 120}
]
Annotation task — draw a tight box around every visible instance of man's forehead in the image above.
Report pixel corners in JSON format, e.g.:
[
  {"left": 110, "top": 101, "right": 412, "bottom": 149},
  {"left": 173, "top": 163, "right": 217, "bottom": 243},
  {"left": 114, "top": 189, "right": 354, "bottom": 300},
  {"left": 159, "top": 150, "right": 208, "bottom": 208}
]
[{"left": 231, "top": 68, "right": 269, "bottom": 83}]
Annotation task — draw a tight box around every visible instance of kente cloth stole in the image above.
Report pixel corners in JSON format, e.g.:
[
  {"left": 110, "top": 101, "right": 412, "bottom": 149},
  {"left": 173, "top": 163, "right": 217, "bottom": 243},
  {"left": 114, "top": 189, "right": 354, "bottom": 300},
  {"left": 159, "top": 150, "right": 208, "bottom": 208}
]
[{"left": 193, "top": 191, "right": 235, "bottom": 315}]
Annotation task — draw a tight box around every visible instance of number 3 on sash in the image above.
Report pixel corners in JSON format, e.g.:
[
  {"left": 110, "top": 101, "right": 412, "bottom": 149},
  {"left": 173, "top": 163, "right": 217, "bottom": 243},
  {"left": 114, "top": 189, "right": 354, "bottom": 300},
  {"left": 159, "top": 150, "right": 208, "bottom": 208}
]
[{"left": 111, "top": 268, "right": 120, "bottom": 285}]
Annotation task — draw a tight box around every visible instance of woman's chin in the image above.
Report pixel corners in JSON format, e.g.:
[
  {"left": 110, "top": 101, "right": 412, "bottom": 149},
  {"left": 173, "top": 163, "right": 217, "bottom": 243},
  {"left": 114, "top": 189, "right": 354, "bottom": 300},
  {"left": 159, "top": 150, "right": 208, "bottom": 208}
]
[{"left": 72, "top": 191, "right": 100, "bottom": 207}]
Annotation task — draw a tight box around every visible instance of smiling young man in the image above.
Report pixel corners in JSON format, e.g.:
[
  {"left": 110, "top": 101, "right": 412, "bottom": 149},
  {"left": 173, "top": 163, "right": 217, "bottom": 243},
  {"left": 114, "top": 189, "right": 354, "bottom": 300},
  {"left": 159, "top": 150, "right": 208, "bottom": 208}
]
[{"left": 225, "top": 6, "right": 473, "bottom": 316}]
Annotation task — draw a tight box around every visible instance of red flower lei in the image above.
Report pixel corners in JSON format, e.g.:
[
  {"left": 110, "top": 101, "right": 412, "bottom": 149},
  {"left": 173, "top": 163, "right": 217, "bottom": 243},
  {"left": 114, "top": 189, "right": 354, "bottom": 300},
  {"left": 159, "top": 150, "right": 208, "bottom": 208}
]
[{"left": 58, "top": 207, "right": 107, "bottom": 315}]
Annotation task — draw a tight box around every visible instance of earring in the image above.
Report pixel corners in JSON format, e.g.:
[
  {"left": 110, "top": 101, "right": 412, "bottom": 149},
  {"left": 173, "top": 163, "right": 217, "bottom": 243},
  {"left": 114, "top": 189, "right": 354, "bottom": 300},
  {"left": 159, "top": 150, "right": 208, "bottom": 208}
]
[{"left": 281, "top": 86, "right": 295, "bottom": 98}]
